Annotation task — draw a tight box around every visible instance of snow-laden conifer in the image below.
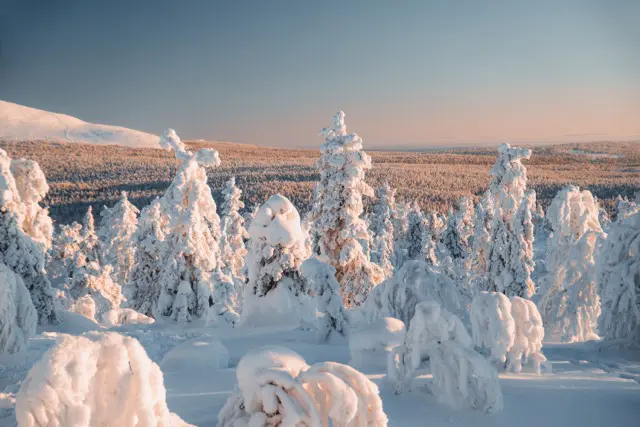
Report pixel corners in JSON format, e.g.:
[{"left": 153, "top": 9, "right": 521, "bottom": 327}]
[
  {"left": 370, "top": 183, "right": 396, "bottom": 279},
  {"left": 219, "top": 177, "right": 248, "bottom": 282}
]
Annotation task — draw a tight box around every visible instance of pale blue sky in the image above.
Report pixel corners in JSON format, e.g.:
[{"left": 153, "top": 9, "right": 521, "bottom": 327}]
[{"left": 1, "top": 1, "right": 638, "bottom": 148}]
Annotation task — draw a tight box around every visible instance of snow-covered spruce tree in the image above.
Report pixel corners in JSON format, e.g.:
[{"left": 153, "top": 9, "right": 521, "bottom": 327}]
[
  {"left": 126, "top": 198, "right": 166, "bottom": 317},
  {"left": 99, "top": 191, "right": 139, "bottom": 286},
  {"left": 614, "top": 195, "right": 639, "bottom": 222},
  {"left": 484, "top": 144, "right": 536, "bottom": 298},
  {"left": 208, "top": 269, "right": 240, "bottom": 326},
  {"left": 301, "top": 257, "right": 350, "bottom": 341},
  {"left": 405, "top": 202, "right": 426, "bottom": 261},
  {"left": 66, "top": 259, "right": 123, "bottom": 322},
  {"left": 505, "top": 190, "right": 536, "bottom": 298},
  {"left": 439, "top": 196, "right": 474, "bottom": 262},
  {"left": 48, "top": 222, "right": 83, "bottom": 282},
  {"left": 392, "top": 201, "right": 410, "bottom": 268},
  {"left": 471, "top": 192, "right": 494, "bottom": 276},
  {"left": 0, "top": 263, "right": 37, "bottom": 358},
  {"left": 508, "top": 296, "right": 550, "bottom": 374},
  {"left": 219, "top": 177, "right": 248, "bottom": 282},
  {"left": 0, "top": 149, "right": 57, "bottom": 324},
  {"left": 155, "top": 129, "right": 223, "bottom": 322},
  {"left": 240, "top": 194, "right": 310, "bottom": 326},
  {"left": 81, "top": 206, "right": 101, "bottom": 264},
  {"left": 217, "top": 346, "right": 388, "bottom": 427},
  {"left": 370, "top": 183, "right": 396, "bottom": 279},
  {"left": 309, "top": 111, "right": 382, "bottom": 306},
  {"left": 598, "top": 212, "right": 640, "bottom": 344},
  {"left": 539, "top": 186, "right": 603, "bottom": 341}
]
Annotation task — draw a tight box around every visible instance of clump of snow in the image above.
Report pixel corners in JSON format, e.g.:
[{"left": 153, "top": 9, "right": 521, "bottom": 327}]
[
  {"left": 15, "top": 332, "right": 192, "bottom": 427},
  {"left": 349, "top": 317, "right": 405, "bottom": 369},
  {"left": 218, "top": 346, "right": 388, "bottom": 427},
  {"left": 207, "top": 270, "right": 239, "bottom": 327},
  {"left": 390, "top": 300, "right": 503, "bottom": 413},
  {"left": 160, "top": 336, "right": 229, "bottom": 374},
  {"left": 470, "top": 292, "right": 515, "bottom": 365},
  {"left": 508, "top": 297, "right": 550, "bottom": 374},
  {"left": 248, "top": 193, "right": 304, "bottom": 247},
  {"left": 0, "top": 264, "right": 37, "bottom": 359},
  {"left": 100, "top": 308, "right": 155, "bottom": 328},
  {"left": 301, "top": 257, "right": 350, "bottom": 341}
]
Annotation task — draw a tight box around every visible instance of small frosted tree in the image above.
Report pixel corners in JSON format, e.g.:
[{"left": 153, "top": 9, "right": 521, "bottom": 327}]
[
  {"left": 484, "top": 144, "right": 536, "bottom": 298},
  {"left": 81, "top": 206, "right": 101, "bottom": 264},
  {"left": 471, "top": 192, "right": 494, "bottom": 276},
  {"left": 309, "top": 111, "right": 382, "bottom": 306},
  {"left": 598, "top": 212, "right": 640, "bottom": 344},
  {"left": 219, "top": 177, "right": 248, "bottom": 284},
  {"left": 440, "top": 197, "right": 474, "bottom": 261},
  {"left": 392, "top": 201, "right": 410, "bottom": 268},
  {"left": 405, "top": 202, "right": 426, "bottom": 261},
  {"left": 155, "top": 129, "right": 223, "bottom": 322},
  {"left": 49, "top": 222, "right": 83, "bottom": 282},
  {"left": 0, "top": 149, "right": 57, "bottom": 324},
  {"left": 301, "top": 257, "right": 349, "bottom": 341},
  {"left": 614, "top": 195, "right": 639, "bottom": 222},
  {"left": 99, "top": 191, "right": 139, "bottom": 286},
  {"left": 370, "top": 183, "right": 396, "bottom": 278},
  {"left": 126, "top": 198, "right": 166, "bottom": 317},
  {"left": 540, "top": 186, "right": 603, "bottom": 341}
]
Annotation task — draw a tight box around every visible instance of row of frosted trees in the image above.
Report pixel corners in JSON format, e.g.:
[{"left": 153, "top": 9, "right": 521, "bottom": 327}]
[{"left": 1, "top": 111, "right": 639, "bottom": 361}]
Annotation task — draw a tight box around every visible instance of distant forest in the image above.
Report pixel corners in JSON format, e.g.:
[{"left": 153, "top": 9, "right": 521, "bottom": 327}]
[{"left": 1, "top": 139, "right": 638, "bottom": 225}]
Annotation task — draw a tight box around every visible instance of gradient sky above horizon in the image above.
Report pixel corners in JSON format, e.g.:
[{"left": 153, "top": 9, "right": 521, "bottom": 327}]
[{"left": 1, "top": 1, "right": 638, "bottom": 148}]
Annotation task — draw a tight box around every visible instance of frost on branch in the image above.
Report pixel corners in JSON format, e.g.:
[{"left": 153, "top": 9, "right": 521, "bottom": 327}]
[
  {"left": 598, "top": 212, "right": 640, "bottom": 345},
  {"left": 470, "top": 292, "right": 515, "bottom": 366},
  {"left": 361, "top": 260, "right": 464, "bottom": 328},
  {"left": 310, "top": 111, "right": 382, "bottom": 307},
  {"left": 15, "top": 332, "right": 191, "bottom": 427},
  {"left": 240, "top": 194, "right": 310, "bottom": 327},
  {"left": 0, "top": 149, "right": 57, "bottom": 324},
  {"left": 508, "top": 297, "right": 550, "bottom": 374},
  {"left": 0, "top": 263, "right": 37, "bottom": 359},
  {"left": 389, "top": 301, "right": 503, "bottom": 413},
  {"left": 301, "top": 257, "right": 349, "bottom": 341},
  {"left": 156, "top": 129, "right": 222, "bottom": 322},
  {"left": 217, "top": 346, "right": 388, "bottom": 427}
]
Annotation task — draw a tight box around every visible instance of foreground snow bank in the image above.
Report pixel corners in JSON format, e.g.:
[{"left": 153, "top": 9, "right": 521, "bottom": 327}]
[
  {"left": 15, "top": 332, "right": 192, "bottom": 427},
  {"left": 218, "top": 346, "right": 388, "bottom": 427},
  {"left": 349, "top": 317, "right": 405, "bottom": 369}
]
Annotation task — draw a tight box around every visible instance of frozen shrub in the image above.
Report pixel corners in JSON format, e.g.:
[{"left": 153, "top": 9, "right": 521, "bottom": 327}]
[
  {"left": 470, "top": 292, "right": 515, "bottom": 366},
  {"left": 508, "top": 297, "right": 550, "bottom": 374}
]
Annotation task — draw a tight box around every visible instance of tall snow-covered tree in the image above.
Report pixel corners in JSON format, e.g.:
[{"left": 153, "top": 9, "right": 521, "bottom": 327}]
[
  {"left": 421, "top": 212, "right": 441, "bottom": 266},
  {"left": 370, "top": 183, "right": 396, "bottom": 278},
  {"left": 471, "top": 192, "right": 494, "bottom": 276},
  {"left": 309, "top": 111, "right": 382, "bottom": 306},
  {"left": 99, "top": 191, "right": 139, "bottom": 286},
  {"left": 155, "top": 129, "right": 223, "bottom": 322},
  {"left": 539, "top": 186, "right": 603, "bottom": 341},
  {"left": 49, "top": 222, "right": 83, "bottom": 282},
  {"left": 392, "top": 201, "right": 411, "bottom": 267},
  {"left": 0, "top": 149, "right": 57, "bottom": 324},
  {"left": 598, "top": 212, "right": 640, "bottom": 344},
  {"left": 484, "top": 144, "right": 536, "bottom": 298},
  {"left": 81, "top": 206, "right": 100, "bottom": 264},
  {"left": 405, "top": 202, "right": 426, "bottom": 262},
  {"left": 125, "top": 198, "right": 166, "bottom": 317},
  {"left": 219, "top": 177, "right": 248, "bottom": 282},
  {"left": 439, "top": 196, "right": 474, "bottom": 263}
]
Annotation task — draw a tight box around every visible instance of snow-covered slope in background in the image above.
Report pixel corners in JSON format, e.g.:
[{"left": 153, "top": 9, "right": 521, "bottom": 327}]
[{"left": 0, "top": 100, "right": 160, "bottom": 148}]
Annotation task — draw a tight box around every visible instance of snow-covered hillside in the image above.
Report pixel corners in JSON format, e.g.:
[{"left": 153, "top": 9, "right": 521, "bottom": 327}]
[{"left": 0, "top": 100, "right": 159, "bottom": 148}]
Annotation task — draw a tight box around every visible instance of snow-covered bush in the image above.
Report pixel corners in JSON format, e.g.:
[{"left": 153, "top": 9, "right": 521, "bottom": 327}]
[
  {"left": 240, "top": 194, "right": 310, "bottom": 327},
  {"left": 217, "top": 346, "right": 388, "bottom": 427},
  {"left": 219, "top": 177, "right": 248, "bottom": 284},
  {"left": 301, "top": 257, "right": 349, "bottom": 341},
  {"left": 361, "top": 260, "right": 464, "bottom": 328},
  {"left": 349, "top": 317, "right": 405, "bottom": 369},
  {"left": 98, "top": 191, "right": 139, "bottom": 286},
  {"left": 0, "top": 264, "right": 37, "bottom": 358},
  {"left": 484, "top": 144, "right": 536, "bottom": 298},
  {"left": 508, "top": 297, "right": 550, "bottom": 374},
  {"left": 370, "top": 183, "right": 396, "bottom": 279},
  {"left": 389, "top": 301, "right": 502, "bottom": 413},
  {"left": 101, "top": 308, "right": 155, "bottom": 328},
  {"left": 0, "top": 149, "right": 57, "bottom": 324},
  {"left": 156, "top": 129, "right": 222, "bottom": 322},
  {"left": 126, "top": 198, "right": 166, "bottom": 317},
  {"left": 614, "top": 196, "right": 639, "bottom": 222},
  {"left": 15, "top": 332, "right": 191, "bottom": 427},
  {"left": 598, "top": 212, "right": 640, "bottom": 344},
  {"left": 208, "top": 270, "right": 240, "bottom": 326},
  {"left": 309, "top": 111, "right": 382, "bottom": 306},
  {"left": 67, "top": 261, "right": 123, "bottom": 322},
  {"left": 48, "top": 221, "right": 83, "bottom": 281},
  {"left": 470, "top": 292, "right": 515, "bottom": 365}
]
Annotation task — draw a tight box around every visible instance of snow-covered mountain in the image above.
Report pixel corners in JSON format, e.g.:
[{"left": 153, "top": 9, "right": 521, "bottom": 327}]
[{"left": 0, "top": 100, "right": 160, "bottom": 148}]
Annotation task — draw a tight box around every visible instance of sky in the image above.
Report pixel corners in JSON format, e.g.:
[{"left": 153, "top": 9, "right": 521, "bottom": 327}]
[{"left": 0, "top": 0, "right": 638, "bottom": 148}]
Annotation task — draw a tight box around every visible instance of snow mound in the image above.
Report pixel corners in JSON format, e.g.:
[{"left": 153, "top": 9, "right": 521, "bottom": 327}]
[
  {"left": 218, "top": 346, "right": 388, "bottom": 427},
  {"left": 0, "top": 100, "right": 160, "bottom": 148},
  {"left": 248, "top": 194, "right": 304, "bottom": 247},
  {"left": 349, "top": 317, "right": 405, "bottom": 369},
  {"left": 101, "top": 308, "right": 155, "bottom": 328},
  {"left": 0, "top": 264, "right": 37, "bottom": 359},
  {"left": 15, "top": 332, "right": 192, "bottom": 427},
  {"left": 41, "top": 310, "right": 101, "bottom": 335},
  {"left": 160, "top": 336, "right": 229, "bottom": 374},
  {"left": 509, "top": 297, "right": 550, "bottom": 374}
]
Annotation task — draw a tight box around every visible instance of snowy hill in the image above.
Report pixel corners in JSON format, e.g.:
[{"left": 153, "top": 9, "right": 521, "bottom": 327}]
[{"left": 0, "top": 100, "right": 160, "bottom": 148}]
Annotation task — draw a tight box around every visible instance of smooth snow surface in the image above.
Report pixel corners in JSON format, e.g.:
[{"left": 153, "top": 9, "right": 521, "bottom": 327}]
[
  {"left": 349, "top": 317, "right": 405, "bottom": 369},
  {"left": 0, "top": 101, "right": 160, "bottom": 148}
]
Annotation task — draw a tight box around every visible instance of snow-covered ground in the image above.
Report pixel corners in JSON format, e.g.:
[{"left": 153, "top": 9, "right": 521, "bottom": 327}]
[
  {"left": 0, "top": 100, "right": 160, "bottom": 148},
  {"left": 1, "top": 319, "right": 637, "bottom": 426}
]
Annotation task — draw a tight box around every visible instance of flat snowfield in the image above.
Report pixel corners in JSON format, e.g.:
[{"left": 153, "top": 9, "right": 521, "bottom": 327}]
[{"left": 3, "top": 321, "right": 637, "bottom": 427}]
